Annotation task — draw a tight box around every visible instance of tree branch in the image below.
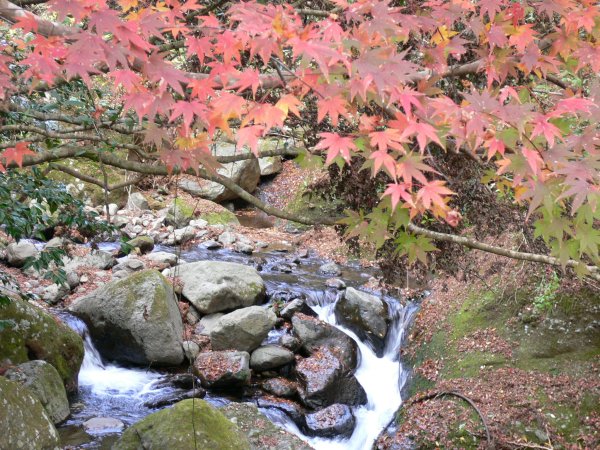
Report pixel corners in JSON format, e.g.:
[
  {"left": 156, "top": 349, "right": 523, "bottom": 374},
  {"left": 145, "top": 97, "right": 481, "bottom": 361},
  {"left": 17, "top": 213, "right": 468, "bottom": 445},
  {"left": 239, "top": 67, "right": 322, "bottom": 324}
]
[
  {"left": 407, "top": 223, "right": 600, "bottom": 281},
  {"left": 49, "top": 162, "right": 144, "bottom": 191}
]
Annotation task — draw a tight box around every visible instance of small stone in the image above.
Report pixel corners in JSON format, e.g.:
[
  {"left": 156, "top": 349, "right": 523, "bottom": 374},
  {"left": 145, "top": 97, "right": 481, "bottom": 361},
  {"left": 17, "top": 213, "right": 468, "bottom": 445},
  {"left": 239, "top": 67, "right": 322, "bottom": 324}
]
[
  {"left": 250, "top": 345, "right": 295, "bottom": 371},
  {"left": 201, "top": 240, "right": 222, "bottom": 250},
  {"left": 325, "top": 278, "right": 346, "bottom": 290},
  {"left": 234, "top": 242, "right": 254, "bottom": 254},
  {"left": 218, "top": 231, "right": 237, "bottom": 246},
  {"left": 318, "top": 262, "right": 342, "bottom": 277},
  {"left": 83, "top": 417, "right": 125, "bottom": 434}
]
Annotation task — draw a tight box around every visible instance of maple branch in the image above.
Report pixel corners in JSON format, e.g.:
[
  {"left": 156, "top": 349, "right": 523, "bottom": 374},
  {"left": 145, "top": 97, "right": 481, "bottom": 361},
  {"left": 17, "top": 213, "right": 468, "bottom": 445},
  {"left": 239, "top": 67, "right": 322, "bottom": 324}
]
[
  {"left": 3, "top": 103, "right": 141, "bottom": 133},
  {"left": 407, "top": 223, "right": 600, "bottom": 282},
  {"left": 9, "top": 146, "right": 600, "bottom": 281},
  {"left": 0, "top": 0, "right": 74, "bottom": 37},
  {"left": 48, "top": 162, "right": 145, "bottom": 191}
]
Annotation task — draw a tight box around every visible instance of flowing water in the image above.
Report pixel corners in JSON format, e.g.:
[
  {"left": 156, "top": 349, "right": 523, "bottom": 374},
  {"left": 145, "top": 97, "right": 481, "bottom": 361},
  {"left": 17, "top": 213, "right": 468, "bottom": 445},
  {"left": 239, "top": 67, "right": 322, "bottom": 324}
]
[{"left": 59, "top": 245, "right": 417, "bottom": 449}]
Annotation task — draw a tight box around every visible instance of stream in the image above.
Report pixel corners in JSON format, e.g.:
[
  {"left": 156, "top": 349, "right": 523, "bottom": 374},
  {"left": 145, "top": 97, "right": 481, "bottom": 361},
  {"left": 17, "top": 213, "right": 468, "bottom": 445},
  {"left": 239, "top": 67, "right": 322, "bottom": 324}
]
[{"left": 58, "top": 244, "right": 418, "bottom": 449}]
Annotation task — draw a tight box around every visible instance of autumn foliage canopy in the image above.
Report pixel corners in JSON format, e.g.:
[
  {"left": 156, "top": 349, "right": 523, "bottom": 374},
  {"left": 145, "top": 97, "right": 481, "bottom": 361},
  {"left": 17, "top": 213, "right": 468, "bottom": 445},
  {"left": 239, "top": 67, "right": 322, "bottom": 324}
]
[{"left": 0, "top": 0, "right": 599, "bottom": 276}]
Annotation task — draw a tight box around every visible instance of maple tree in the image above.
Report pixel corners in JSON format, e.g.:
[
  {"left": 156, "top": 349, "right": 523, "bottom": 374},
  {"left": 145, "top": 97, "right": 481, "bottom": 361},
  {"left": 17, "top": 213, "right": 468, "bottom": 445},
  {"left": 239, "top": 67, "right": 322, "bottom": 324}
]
[{"left": 0, "top": 0, "right": 599, "bottom": 280}]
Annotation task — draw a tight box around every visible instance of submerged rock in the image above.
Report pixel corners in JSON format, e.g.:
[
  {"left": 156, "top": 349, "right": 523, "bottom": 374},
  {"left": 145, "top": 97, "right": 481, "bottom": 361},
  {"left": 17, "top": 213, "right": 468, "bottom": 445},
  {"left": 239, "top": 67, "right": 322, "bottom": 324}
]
[
  {"left": 256, "top": 396, "right": 306, "bottom": 428},
  {"left": 334, "top": 287, "right": 390, "bottom": 356},
  {"left": 220, "top": 402, "right": 313, "bottom": 450},
  {"left": 69, "top": 270, "right": 184, "bottom": 366},
  {"left": 83, "top": 417, "right": 125, "bottom": 434},
  {"left": 5, "top": 360, "right": 70, "bottom": 425},
  {"left": 0, "top": 296, "right": 83, "bottom": 391},
  {"left": 194, "top": 351, "right": 251, "bottom": 388},
  {"left": 318, "top": 262, "right": 342, "bottom": 277},
  {"left": 143, "top": 388, "right": 206, "bottom": 409},
  {"left": 0, "top": 376, "right": 60, "bottom": 450},
  {"left": 304, "top": 404, "right": 355, "bottom": 438},
  {"left": 210, "top": 306, "right": 276, "bottom": 353},
  {"left": 114, "top": 399, "right": 250, "bottom": 450},
  {"left": 177, "top": 261, "right": 266, "bottom": 314}
]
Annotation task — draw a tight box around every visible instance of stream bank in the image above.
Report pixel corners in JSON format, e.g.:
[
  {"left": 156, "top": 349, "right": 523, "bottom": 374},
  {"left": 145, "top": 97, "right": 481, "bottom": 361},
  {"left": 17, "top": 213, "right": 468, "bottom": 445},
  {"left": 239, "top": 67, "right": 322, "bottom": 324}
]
[{"left": 375, "top": 237, "right": 600, "bottom": 449}]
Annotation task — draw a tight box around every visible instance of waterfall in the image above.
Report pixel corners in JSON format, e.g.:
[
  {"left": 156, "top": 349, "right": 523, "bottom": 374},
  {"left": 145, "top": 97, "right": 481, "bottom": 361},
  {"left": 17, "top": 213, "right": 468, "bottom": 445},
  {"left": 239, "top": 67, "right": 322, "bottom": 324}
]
[{"left": 265, "top": 295, "right": 418, "bottom": 450}]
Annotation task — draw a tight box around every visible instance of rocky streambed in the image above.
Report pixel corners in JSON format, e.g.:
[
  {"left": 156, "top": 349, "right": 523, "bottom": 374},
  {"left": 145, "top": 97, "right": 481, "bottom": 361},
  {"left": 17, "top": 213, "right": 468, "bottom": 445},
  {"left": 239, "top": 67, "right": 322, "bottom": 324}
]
[{"left": 1, "top": 239, "right": 417, "bottom": 449}]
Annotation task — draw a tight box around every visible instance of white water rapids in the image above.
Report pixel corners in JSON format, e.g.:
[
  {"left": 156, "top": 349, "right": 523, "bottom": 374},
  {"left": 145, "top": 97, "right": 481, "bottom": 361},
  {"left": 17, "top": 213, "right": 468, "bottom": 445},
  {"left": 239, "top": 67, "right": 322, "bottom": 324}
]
[
  {"left": 61, "top": 247, "right": 418, "bottom": 450},
  {"left": 267, "top": 295, "right": 417, "bottom": 450}
]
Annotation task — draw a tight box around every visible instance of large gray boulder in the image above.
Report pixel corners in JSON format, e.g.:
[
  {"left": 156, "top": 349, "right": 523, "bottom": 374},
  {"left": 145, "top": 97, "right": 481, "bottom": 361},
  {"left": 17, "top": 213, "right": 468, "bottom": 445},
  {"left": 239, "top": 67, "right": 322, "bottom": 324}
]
[
  {"left": 210, "top": 306, "right": 277, "bottom": 353},
  {"left": 250, "top": 345, "right": 295, "bottom": 371},
  {"left": 178, "top": 143, "right": 261, "bottom": 202},
  {"left": 63, "top": 250, "right": 115, "bottom": 272},
  {"left": 0, "top": 377, "right": 60, "bottom": 450},
  {"left": 6, "top": 241, "right": 39, "bottom": 267},
  {"left": 114, "top": 399, "right": 250, "bottom": 450},
  {"left": 5, "top": 360, "right": 70, "bottom": 425},
  {"left": 177, "top": 261, "right": 266, "bottom": 314},
  {"left": 334, "top": 287, "right": 390, "bottom": 356},
  {"left": 295, "top": 347, "right": 367, "bottom": 409},
  {"left": 0, "top": 296, "right": 83, "bottom": 392},
  {"left": 69, "top": 270, "right": 184, "bottom": 366},
  {"left": 194, "top": 351, "right": 251, "bottom": 388},
  {"left": 292, "top": 313, "right": 358, "bottom": 372}
]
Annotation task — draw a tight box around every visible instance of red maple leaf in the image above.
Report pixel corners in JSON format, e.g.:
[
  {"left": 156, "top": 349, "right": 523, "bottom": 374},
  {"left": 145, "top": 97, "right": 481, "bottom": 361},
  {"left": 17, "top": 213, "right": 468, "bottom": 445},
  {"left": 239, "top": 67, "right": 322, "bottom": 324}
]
[
  {"left": 315, "top": 132, "right": 356, "bottom": 165},
  {"left": 416, "top": 180, "right": 453, "bottom": 210},
  {"left": 1, "top": 142, "right": 35, "bottom": 168},
  {"left": 383, "top": 182, "right": 414, "bottom": 210},
  {"left": 317, "top": 96, "right": 348, "bottom": 126}
]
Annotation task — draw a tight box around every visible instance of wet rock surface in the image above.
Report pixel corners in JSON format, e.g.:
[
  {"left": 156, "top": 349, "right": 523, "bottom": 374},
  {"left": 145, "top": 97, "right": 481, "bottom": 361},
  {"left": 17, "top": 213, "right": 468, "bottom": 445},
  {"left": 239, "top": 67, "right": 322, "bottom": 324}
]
[
  {"left": 292, "top": 313, "right": 358, "bottom": 372},
  {"left": 335, "top": 287, "right": 390, "bottom": 356},
  {"left": 304, "top": 403, "right": 355, "bottom": 438},
  {"left": 210, "top": 306, "right": 277, "bottom": 353},
  {"left": 295, "top": 347, "right": 367, "bottom": 409},
  {"left": 194, "top": 350, "right": 251, "bottom": 388}
]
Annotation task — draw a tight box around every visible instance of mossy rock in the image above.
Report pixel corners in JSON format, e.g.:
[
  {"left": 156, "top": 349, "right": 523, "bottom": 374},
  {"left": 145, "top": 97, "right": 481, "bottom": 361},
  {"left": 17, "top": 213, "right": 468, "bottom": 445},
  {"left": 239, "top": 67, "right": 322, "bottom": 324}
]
[
  {"left": 220, "top": 402, "right": 313, "bottom": 450},
  {"left": 5, "top": 360, "right": 70, "bottom": 425},
  {"left": 199, "top": 210, "right": 240, "bottom": 226},
  {"left": 126, "top": 235, "right": 154, "bottom": 254},
  {"left": 0, "top": 376, "right": 60, "bottom": 450},
  {"left": 166, "top": 198, "right": 196, "bottom": 228},
  {"left": 68, "top": 270, "right": 184, "bottom": 366},
  {"left": 0, "top": 297, "right": 83, "bottom": 392},
  {"left": 113, "top": 399, "right": 250, "bottom": 450}
]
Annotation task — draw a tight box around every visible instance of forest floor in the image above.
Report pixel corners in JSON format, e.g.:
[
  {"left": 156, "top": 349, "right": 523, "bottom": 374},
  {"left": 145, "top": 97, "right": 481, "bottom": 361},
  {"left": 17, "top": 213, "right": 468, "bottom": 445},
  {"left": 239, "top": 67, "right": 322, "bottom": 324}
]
[{"left": 375, "top": 233, "right": 600, "bottom": 449}]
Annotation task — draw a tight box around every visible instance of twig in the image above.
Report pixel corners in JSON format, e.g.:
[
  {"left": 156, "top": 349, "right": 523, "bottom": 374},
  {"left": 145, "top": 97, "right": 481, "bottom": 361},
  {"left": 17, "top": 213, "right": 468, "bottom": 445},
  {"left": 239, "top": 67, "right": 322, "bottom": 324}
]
[{"left": 410, "top": 390, "right": 493, "bottom": 449}]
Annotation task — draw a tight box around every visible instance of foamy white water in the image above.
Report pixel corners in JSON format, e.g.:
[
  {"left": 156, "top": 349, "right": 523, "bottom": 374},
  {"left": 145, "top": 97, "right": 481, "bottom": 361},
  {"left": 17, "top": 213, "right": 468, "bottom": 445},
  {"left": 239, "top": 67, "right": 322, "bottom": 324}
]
[{"left": 275, "top": 296, "right": 416, "bottom": 450}]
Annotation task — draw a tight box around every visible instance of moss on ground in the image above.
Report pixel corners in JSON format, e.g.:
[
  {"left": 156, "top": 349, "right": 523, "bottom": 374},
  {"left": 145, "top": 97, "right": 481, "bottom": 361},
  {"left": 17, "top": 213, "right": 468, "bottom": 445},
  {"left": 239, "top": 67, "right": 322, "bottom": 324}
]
[
  {"left": 395, "top": 277, "right": 600, "bottom": 449},
  {"left": 199, "top": 210, "right": 239, "bottom": 226}
]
